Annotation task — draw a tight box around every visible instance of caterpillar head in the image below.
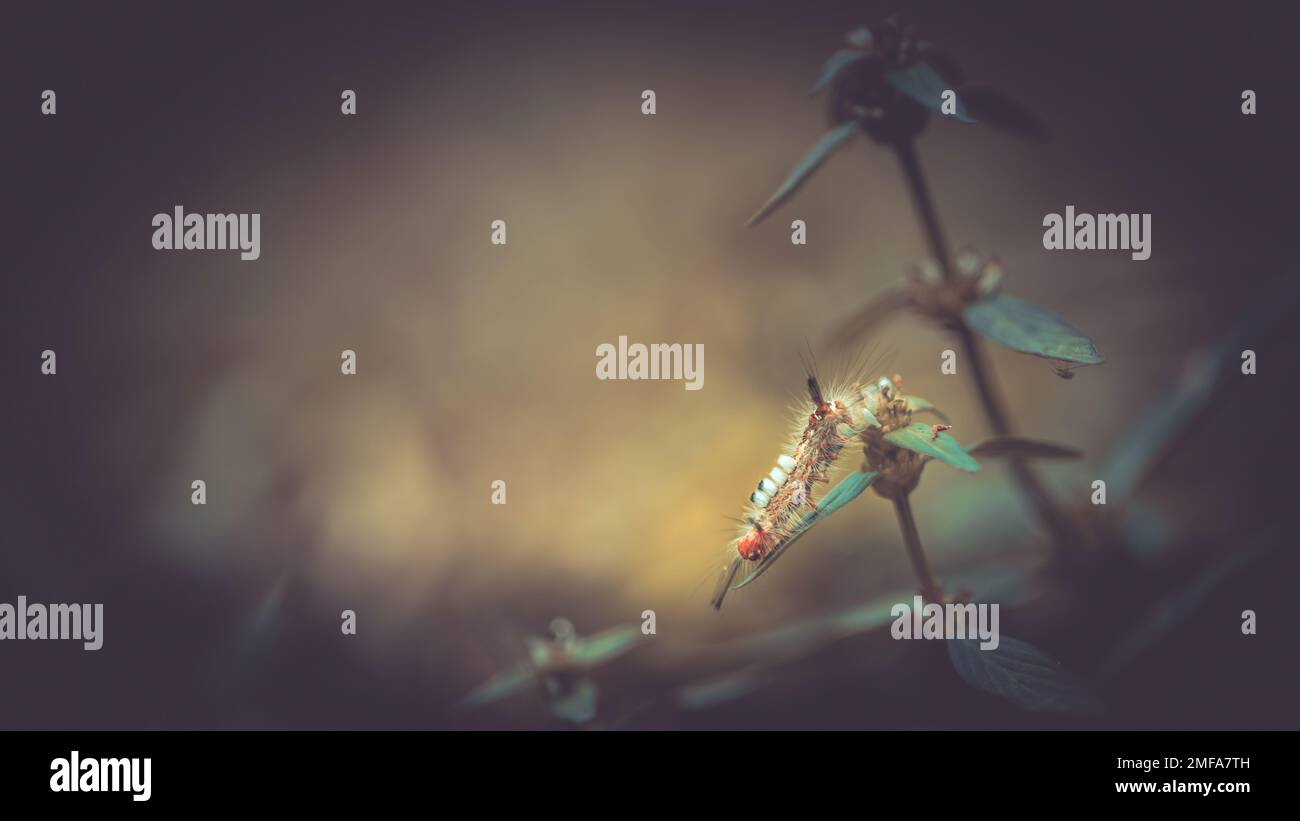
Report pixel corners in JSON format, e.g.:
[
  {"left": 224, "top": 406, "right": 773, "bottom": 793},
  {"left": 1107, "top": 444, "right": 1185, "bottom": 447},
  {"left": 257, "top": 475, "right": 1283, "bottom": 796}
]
[{"left": 737, "top": 528, "right": 769, "bottom": 561}]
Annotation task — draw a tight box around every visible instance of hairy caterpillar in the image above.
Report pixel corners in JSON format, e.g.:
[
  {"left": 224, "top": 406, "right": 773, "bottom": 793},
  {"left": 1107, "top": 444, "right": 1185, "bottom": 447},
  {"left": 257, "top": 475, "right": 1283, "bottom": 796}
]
[
  {"left": 710, "top": 348, "right": 893, "bottom": 610},
  {"left": 731, "top": 375, "right": 861, "bottom": 565}
]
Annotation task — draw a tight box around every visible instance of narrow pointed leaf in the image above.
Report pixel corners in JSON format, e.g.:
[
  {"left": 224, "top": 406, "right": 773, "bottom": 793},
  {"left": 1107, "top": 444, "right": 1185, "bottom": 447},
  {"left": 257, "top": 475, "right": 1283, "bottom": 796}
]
[
  {"left": 678, "top": 670, "right": 764, "bottom": 710},
  {"left": 884, "top": 422, "right": 979, "bottom": 472},
  {"left": 1100, "top": 546, "right": 1258, "bottom": 680},
  {"left": 887, "top": 62, "right": 975, "bottom": 123},
  {"left": 734, "top": 471, "right": 878, "bottom": 589},
  {"left": 570, "top": 625, "right": 642, "bottom": 668},
  {"left": 827, "top": 286, "right": 909, "bottom": 349},
  {"left": 810, "top": 49, "right": 866, "bottom": 96},
  {"left": 711, "top": 558, "right": 743, "bottom": 611},
  {"left": 914, "top": 46, "right": 967, "bottom": 87},
  {"left": 963, "top": 293, "right": 1104, "bottom": 365},
  {"left": 855, "top": 404, "right": 880, "bottom": 430},
  {"left": 723, "top": 590, "right": 909, "bottom": 661},
  {"left": 905, "top": 396, "right": 949, "bottom": 423},
  {"left": 960, "top": 85, "right": 1050, "bottom": 141},
  {"left": 747, "top": 122, "right": 860, "bottom": 227},
  {"left": 1103, "top": 276, "right": 1299, "bottom": 498},
  {"left": 966, "top": 436, "right": 1083, "bottom": 461},
  {"left": 459, "top": 665, "right": 537, "bottom": 708},
  {"left": 948, "top": 636, "right": 1102, "bottom": 713}
]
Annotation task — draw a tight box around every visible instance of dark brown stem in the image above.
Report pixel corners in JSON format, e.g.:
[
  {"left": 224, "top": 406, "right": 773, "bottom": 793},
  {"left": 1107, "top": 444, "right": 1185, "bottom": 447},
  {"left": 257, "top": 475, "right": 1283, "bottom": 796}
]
[
  {"left": 892, "top": 139, "right": 1081, "bottom": 552},
  {"left": 893, "top": 493, "right": 941, "bottom": 602},
  {"left": 893, "top": 140, "right": 953, "bottom": 280}
]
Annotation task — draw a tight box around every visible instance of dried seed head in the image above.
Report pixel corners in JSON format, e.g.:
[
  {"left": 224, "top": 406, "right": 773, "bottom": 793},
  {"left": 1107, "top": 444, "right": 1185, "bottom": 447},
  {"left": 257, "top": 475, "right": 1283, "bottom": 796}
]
[{"left": 903, "top": 248, "right": 1006, "bottom": 321}]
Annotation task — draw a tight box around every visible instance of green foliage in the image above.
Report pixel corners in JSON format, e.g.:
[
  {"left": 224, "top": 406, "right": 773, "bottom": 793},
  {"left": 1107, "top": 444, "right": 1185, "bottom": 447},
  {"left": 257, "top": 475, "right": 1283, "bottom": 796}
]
[
  {"left": 568, "top": 626, "right": 642, "bottom": 667},
  {"left": 1100, "top": 546, "right": 1261, "bottom": 680},
  {"left": 886, "top": 62, "right": 975, "bottom": 123},
  {"left": 810, "top": 49, "right": 866, "bottom": 96},
  {"left": 459, "top": 665, "right": 536, "bottom": 708},
  {"left": 904, "top": 395, "right": 949, "bottom": 423},
  {"left": 460, "top": 625, "right": 643, "bottom": 712},
  {"left": 948, "top": 636, "right": 1102, "bottom": 713},
  {"left": 734, "top": 471, "right": 879, "bottom": 589},
  {"left": 747, "top": 122, "right": 860, "bottom": 227},
  {"left": 883, "top": 422, "right": 980, "bottom": 472},
  {"left": 962, "top": 293, "right": 1104, "bottom": 365},
  {"left": 966, "top": 436, "right": 1083, "bottom": 461}
]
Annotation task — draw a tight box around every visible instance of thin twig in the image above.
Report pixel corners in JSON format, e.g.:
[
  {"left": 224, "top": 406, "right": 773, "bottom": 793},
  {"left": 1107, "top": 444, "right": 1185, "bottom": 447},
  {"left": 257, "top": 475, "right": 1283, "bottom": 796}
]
[
  {"left": 893, "top": 141, "right": 952, "bottom": 279},
  {"left": 893, "top": 493, "right": 941, "bottom": 602}
]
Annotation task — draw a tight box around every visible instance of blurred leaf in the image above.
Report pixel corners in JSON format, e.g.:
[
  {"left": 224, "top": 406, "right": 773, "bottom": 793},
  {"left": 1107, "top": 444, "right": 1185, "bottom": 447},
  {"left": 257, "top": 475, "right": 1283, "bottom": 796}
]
[
  {"left": 711, "top": 558, "right": 743, "bottom": 610},
  {"left": 687, "top": 601, "right": 902, "bottom": 710},
  {"left": 218, "top": 575, "right": 289, "bottom": 690},
  {"left": 678, "top": 669, "right": 764, "bottom": 710},
  {"left": 966, "top": 436, "right": 1083, "bottom": 461},
  {"left": 1100, "top": 546, "right": 1259, "bottom": 680},
  {"left": 728, "top": 590, "right": 905, "bottom": 658},
  {"left": 884, "top": 422, "right": 980, "bottom": 472},
  {"left": 887, "top": 62, "right": 975, "bottom": 123},
  {"left": 828, "top": 287, "right": 909, "bottom": 350},
  {"left": 810, "top": 49, "right": 865, "bottom": 96},
  {"left": 905, "top": 396, "right": 949, "bottom": 423},
  {"left": 570, "top": 625, "right": 642, "bottom": 668},
  {"left": 549, "top": 678, "right": 599, "bottom": 724},
  {"left": 747, "top": 122, "right": 860, "bottom": 227},
  {"left": 459, "top": 665, "right": 537, "bottom": 708},
  {"left": 700, "top": 591, "right": 909, "bottom": 705},
  {"left": 463, "top": 624, "right": 641, "bottom": 709},
  {"left": 948, "top": 636, "right": 1102, "bottom": 713},
  {"left": 733, "top": 471, "right": 879, "bottom": 590},
  {"left": 1102, "top": 276, "right": 1300, "bottom": 499},
  {"left": 962, "top": 293, "right": 1104, "bottom": 365},
  {"left": 960, "top": 85, "right": 1050, "bottom": 141},
  {"left": 914, "top": 47, "right": 967, "bottom": 87}
]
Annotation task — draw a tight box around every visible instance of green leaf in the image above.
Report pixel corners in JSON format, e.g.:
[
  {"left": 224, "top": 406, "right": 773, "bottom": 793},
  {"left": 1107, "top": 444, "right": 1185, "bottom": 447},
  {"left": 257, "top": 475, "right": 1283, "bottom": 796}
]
[
  {"left": 962, "top": 293, "right": 1104, "bottom": 365},
  {"left": 570, "top": 626, "right": 642, "bottom": 668},
  {"left": 459, "top": 665, "right": 537, "bottom": 708},
  {"left": 948, "top": 636, "right": 1102, "bottom": 714},
  {"left": 1099, "top": 546, "right": 1258, "bottom": 681},
  {"left": 810, "top": 49, "right": 865, "bottom": 96},
  {"left": 966, "top": 436, "right": 1083, "bottom": 461},
  {"left": 1103, "top": 276, "right": 1299, "bottom": 498},
  {"left": 886, "top": 62, "right": 975, "bottom": 123},
  {"left": 678, "top": 670, "right": 764, "bottom": 710},
  {"left": 884, "top": 422, "right": 980, "bottom": 472},
  {"left": 960, "top": 85, "right": 1050, "bottom": 141},
  {"left": 732, "top": 471, "right": 878, "bottom": 591},
  {"left": 747, "top": 122, "right": 860, "bottom": 227},
  {"left": 905, "top": 396, "right": 949, "bottom": 423},
  {"left": 855, "top": 404, "right": 880, "bottom": 430}
]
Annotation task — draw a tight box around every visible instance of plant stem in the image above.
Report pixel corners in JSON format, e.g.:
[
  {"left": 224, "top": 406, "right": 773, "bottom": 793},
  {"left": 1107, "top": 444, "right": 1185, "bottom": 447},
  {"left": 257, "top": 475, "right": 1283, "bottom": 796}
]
[
  {"left": 891, "top": 139, "right": 1080, "bottom": 552},
  {"left": 893, "top": 141, "right": 952, "bottom": 280},
  {"left": 893, "top": 493, "right": 941, "bottom": 602}
]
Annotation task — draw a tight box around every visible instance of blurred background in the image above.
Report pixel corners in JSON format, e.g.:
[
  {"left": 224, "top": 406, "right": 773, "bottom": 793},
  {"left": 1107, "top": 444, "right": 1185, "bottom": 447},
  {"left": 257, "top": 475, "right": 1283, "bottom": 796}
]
[{"left": 1, "top": 0, "right": 1297, "bottom": 729}]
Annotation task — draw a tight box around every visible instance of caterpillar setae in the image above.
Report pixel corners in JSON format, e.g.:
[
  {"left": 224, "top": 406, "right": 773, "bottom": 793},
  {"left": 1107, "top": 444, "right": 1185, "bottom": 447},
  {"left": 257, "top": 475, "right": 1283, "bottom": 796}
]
[{"left": 730, "top": 374, "right": 861, "bottom": 566}]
